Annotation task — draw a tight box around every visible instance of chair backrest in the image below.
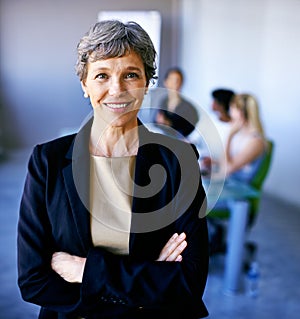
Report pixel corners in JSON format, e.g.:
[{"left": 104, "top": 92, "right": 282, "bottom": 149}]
[
  {"left": 247, "top": 139, "right": 274, "bottom": 223},
  {"left": 250, "top": 139, "right": 274, "bottom": 190},
  {"left": 208, "top": 139, "right": 274, "bottom": 221}
]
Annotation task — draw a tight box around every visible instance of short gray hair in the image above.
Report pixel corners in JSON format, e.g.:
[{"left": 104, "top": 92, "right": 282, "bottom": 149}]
[{"left": 75, "top": 20, "right": 157, "bottom": 84}]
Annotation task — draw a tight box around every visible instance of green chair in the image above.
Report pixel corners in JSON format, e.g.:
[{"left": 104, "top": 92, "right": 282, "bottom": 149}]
[{"left": 208, "top": 139, "right": 274, "bottom": 255}]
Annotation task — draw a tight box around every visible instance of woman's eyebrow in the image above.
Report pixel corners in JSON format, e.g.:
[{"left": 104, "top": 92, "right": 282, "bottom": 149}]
[
  {"left": 126, "top": 66, "right": 142, "bottom": 71},
  {"left": 91, "top": 66, "right": 143, "bottom": 72}
]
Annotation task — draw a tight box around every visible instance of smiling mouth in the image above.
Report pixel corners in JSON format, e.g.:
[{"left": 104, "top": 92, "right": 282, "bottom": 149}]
[{"left": 105, "top": 102, "right": 132, "bottom": 109}]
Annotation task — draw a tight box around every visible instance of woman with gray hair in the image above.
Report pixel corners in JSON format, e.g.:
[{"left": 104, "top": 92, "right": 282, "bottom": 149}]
[{"left": 17, "top": 20, "right": 208, "bottom": 319}]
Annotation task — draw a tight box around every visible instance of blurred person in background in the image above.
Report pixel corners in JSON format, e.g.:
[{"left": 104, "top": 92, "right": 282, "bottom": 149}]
[
  {"left": 211, "top": 88, "right": 234, "bottom": 124},
  {"left": 207, "top": 93, "right": 267, "bottom": 255},
  {"left": 154, "top": 67, "right": 199, "bottom": 138},
  {"left": 224, "top": 93, "right": 267, "bottom": 181},
  {"left": 200, "top": 88, "right": 235, "bottom": 176}
]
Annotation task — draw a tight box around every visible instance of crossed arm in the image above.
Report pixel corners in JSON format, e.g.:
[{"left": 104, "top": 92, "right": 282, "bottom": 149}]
[{"left": 51, "top": 232, "right": 187, "bottom": 283}]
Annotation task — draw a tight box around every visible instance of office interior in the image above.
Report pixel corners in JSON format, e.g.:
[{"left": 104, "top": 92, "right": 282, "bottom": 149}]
[{"left": 0, "top": 0, "right": 299, "bottom": 318}]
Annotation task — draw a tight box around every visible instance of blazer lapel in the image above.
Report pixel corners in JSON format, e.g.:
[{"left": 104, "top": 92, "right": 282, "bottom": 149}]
[{"left": 62, "top": 121, "right": 93, "bottom": 253}]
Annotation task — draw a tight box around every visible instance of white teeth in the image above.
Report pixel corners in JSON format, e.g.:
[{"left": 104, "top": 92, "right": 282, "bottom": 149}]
[{"left": 106, "top": 103, "right": 128, "bottom": 109}]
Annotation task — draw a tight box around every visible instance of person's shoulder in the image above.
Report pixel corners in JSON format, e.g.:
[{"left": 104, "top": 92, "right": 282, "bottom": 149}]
[
  {"left": 178, "top": 96, "right": 199, "bottom": 118},
  {"left": 38, "top": 133, "right": 75, "bottom": 149},
  {"left": 32, "top": 134, "right": 76, "bottom": 160},
  {"left": 180, "top": 96, "right": 197, "bottom": 109}
]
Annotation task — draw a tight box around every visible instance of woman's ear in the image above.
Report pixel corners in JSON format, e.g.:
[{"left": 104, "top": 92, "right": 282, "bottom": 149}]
[
  {"left": 145, "top": 78, "right": 151, "bottom": 93},
  {"left": 81, "top": 81, "right": 88, "bottom": 98}
]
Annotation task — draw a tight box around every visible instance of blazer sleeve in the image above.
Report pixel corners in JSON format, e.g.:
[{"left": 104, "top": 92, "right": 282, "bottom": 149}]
[{"left": 17, "top": 145, "right": 82, "bottom": 313}]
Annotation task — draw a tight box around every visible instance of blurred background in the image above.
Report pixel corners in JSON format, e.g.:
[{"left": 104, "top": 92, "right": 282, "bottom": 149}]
[
  {"left": 0, "top": 0, "right": 299, "bottom": 318},
  {"left": 1, "top": 0, "right": 299, "bottom": 206}
]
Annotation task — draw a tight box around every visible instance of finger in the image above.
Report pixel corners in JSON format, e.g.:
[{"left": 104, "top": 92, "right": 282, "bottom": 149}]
[
  {"left": 175, "top": 255, "right": 182, "bottom": 262},
  {"left": 164, "top": 233, "right": 178, "bottom": 248},
  {"left": 52, "top": 251, "right": 66, "bottom": 260},
  {"left": 166, "top": 240, "right": 187, "bottom": 262},
  {"left": 158, "top": 232, "right": 186, "bottom": 261},
  {"left": 51, "top": 252, "right": 61, "bottom": 265},
  {"left": 167, "top": 232, "right": 186, "bottom": 252},
  {"left": 167, "top": 232, "right": 186, "bottom": 248},
  {"left": 52, "top": 251, "right": 72, "bottom": 262},
  {"left": 177, "top": 232, "right": 186, "bottom": 241},
  {"left": 52, "top": 252, "right": 60, "bottom": 259},
  {"left": 51, "top": 252, "right": 70, "bottom": 272},
  {"left": 156, "top": 233, "right": 178, "bottom": 261},
  {"left": 157, "top": 232, "right": 186, "bottom": 261}
]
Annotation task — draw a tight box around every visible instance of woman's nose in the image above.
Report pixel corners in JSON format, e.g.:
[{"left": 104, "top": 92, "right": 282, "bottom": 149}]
[{"left": 108, "top": 78, "right": 125, "bottom": 96}]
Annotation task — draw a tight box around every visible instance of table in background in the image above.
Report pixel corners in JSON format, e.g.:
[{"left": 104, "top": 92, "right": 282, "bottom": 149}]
[{"left": 203, "top": 177, "right": 260, "bottom": 295}]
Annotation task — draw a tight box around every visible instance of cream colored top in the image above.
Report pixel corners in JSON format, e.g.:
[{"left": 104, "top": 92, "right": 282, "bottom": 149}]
[{"left": 90, "top": 155, "right": 136, "bottom": 255}]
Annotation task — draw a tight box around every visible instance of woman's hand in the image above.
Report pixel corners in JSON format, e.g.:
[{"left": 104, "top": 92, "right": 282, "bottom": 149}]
[
  {"left": 229, "top": 118, "right": 245, "bottom": 136},
  {"left": 156, "top": 232, "right": 187, "bottom": 262},
  {"left": 51, "top": 252, "right": 86, "bottom": 283}
]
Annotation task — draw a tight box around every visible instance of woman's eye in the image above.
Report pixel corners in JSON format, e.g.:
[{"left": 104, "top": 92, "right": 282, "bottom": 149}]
[
  {"left": 126, "top": 72, "right": 139, "bottom": 79},
  {"left": 96, "top": 73, "right": 107, "bottom": 80}
]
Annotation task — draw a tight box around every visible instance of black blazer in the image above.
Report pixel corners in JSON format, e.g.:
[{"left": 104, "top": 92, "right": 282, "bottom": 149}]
[{"left": 17, "top": 120, "right": 209, "bottom": 319}]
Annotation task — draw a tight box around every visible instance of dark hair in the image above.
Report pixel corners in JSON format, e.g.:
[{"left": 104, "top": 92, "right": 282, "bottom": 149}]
[
  {"left": 212, "top": 88, "right": 235, "bottom": 113},
  {"left": 75, "top": 20, "right": 157, "bottom": 85},
  {"left": 164, "top": 67, "right": 184, "bottom": 83}
]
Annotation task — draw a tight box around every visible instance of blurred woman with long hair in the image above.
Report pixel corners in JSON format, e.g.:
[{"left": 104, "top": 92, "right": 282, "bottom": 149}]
[{"left": 225, "top": 93, "right": 267, "bottom": 181}]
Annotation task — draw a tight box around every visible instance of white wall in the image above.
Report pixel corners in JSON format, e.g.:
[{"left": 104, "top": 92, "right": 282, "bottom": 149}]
[{"left": 179, "top": 0, "right": 300, "bottom": 206}]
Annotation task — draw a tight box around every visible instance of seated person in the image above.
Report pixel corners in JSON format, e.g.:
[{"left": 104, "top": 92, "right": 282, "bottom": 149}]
[
  {"left": 208, "top": 93, "right": 267, "bottom": 255},
  {"left": 200, "top": 88, "right": 235, "bottom": 175},
  {"left": 224, "top": 93, "right": 267, "bottom": 182},
  {"left": 155, "top": 67, "right": 199, "bottom": 138}
]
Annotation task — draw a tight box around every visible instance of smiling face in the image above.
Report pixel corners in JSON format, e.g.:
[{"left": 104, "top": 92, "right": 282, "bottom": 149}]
[{"left": 81, "top": 51, "right": 148, "bottom": 131}]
